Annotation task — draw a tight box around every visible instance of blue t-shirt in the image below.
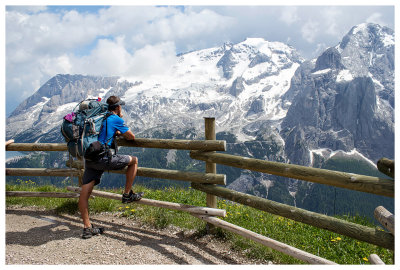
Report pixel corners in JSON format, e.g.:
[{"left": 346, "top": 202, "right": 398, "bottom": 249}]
[{"left": 98, "top": 114, "right": 129, "bottom": 146}]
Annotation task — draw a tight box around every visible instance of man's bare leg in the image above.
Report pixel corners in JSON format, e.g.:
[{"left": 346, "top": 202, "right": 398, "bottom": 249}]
[
  {"left": 79, "top": 180, "right": 95, "bottom": 228},
  {"left": 124, "top": 156, "right": 138, "bottom": 194}
]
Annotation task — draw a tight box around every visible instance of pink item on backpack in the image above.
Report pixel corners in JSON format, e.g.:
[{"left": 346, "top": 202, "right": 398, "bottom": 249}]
[{"left": 64, "top": 112, "right": 76, "bottom": 122}]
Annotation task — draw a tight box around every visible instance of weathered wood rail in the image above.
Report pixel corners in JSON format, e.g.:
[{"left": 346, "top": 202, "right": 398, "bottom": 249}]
[
  {"left": 6, "top": 138, "right": 226, "bottom": 152},
  {"left": 368, "top": 254, "right": 385, "bottom": 265},
  {"left": 6, "top": 166, "right": 226, "bottom": 185},
  {"left": 6, "top": 191, "right": 82, "bottom": 198},
  {"left": 116, "top": 137, "right": 226, "bottom": 151},
  {"left": 190, "top": 151, "right": 394, "bottom": 197},
  {"left": 193, "top": 214, "right": 337, "bottom": 265},
  {"left": 6, "top": 168, "right": 81, "bottom": 177},
  {"left": 66, "top": 186, "right": 226, "bottom": 217},
  {"left": 62, "top": 159, "right": 226, "bottom": 185}
]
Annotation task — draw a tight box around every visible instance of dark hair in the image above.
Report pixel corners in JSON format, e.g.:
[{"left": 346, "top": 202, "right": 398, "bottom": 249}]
[{"left": 107, "top": 96, "right": 121, "bottom": 111}]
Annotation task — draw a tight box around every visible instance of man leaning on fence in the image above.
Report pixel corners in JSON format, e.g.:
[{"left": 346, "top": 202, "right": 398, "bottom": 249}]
[{"left": 79, "top": 95, "right": 143, "bottom": 239}]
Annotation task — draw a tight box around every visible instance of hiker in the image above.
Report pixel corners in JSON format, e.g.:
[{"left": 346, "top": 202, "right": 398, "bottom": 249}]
[{"left": 78, "top": 95, "right": 143, "bottom": 239}]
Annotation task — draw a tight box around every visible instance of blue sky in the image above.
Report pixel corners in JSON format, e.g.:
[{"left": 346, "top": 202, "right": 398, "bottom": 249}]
[{"left": 4, "top": 3, "right": 396, "bottom": 116}]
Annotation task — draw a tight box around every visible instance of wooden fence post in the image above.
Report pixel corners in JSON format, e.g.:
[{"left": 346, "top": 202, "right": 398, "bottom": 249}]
[
  {"left": 377, "top": 158, "right": 394, "bottom": 178},
  {"left": 204, "top": 117, "right": 217, "bottom": 232},
  {"left": 374, "top": 206, "right": 394, "bottom": 235}
]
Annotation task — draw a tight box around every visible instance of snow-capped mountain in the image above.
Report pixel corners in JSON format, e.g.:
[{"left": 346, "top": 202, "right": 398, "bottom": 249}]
[{"left": 7, "top": 37, "right": 303, "bottom": 143}]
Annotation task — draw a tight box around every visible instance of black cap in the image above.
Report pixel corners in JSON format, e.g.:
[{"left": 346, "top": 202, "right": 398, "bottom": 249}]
[{"left": 108, "top": 99, "right": 125, "bottom": 110}]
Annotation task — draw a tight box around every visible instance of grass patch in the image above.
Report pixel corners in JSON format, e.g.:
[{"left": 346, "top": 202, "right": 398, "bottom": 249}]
[{"left": 6, "top": 183, "right": 394, "bottom": 265}]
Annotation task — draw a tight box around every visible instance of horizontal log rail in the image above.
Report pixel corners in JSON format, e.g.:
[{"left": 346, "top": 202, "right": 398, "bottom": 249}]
[
  {"left": 6, "top": 143, "right": 68, "bottom": 152},
  {"left": 368, "top": 254, "right": 385, "bottom": 265},
  {"left": 116, "top": 137, "right": 226, "bottom": 151},
  {"left": 6, "top": 139, "right": 14, "bottom": 147},
  {"left": 6, "top": 138, "right": 226, "bottom": 152},
  {"left": 190, "top": 151, "right": 394, "bottom": 197},
  {"left": 193, "top": 214, "right": 336, "bottom": 265},
  {"left": 6, "top": 191, "right": 84, "bottom": 198},
  {"left": 191, "top": 183, "right": 394, "bottom": 250},
  {"left": 67, "top": 186, "right": 226, "bottom": 217},
  {"left": 6, "top": 168, "right": 81, "bottom": 177},
  {"left": 65, "top": 160, "right": 226, "bottom": 185}
]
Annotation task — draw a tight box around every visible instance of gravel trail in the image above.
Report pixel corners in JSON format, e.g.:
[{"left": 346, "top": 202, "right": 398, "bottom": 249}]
[{"left": 6, "top": 206, "right": 270, "bottom": 265}]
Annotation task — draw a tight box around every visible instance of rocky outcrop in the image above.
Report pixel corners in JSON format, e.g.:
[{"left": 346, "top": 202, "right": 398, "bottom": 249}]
[{"left": 281, "top": 23, "right": 394, "bottom": 164}]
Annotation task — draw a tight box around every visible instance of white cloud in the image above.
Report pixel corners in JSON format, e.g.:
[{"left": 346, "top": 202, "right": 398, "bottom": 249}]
[
  {"left": 6, "top": 5, "right": 47, "bottom": 14},
  {"left": 301, "top": 20, "right": 319, "bottom": 43},
  {"left": 128, "top": 7, "right": 234, "bottom": 51},
  {"left": 366, "top": 12, "right": 385, "bottom": 25},
  {"left": 75, "top": 36, "right": 133, "bottom": 76},
  {"left": 39, "top": 54, "right": 73, "bottom": 75},
  {"left": 129, "top": 42, "right": 177, "bottom": 77},
  {"left": 70, "top": 37, "right": 177, "bottom": 77},
  {"left": 279, "top": 6, "right": 299, "bottom": 25},
  {"left": 321, "top": 7, "right": 343, "bottom": 36}
]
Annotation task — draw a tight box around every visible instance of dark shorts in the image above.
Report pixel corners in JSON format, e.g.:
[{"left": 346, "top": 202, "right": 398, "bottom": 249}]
[{"left": 82, "top": 154, "right": 132, "bottom": 186}]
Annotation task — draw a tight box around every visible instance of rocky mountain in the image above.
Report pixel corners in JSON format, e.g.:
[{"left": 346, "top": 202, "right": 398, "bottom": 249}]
[
  {"left": 281, "top": 23, "right": 394, "bottom": 167},
  {"left": 6, "top": 23, "right": 394, "bottom": 219},
  {"left": 7, "top": 75, "right": 134, "bottom": 142}
]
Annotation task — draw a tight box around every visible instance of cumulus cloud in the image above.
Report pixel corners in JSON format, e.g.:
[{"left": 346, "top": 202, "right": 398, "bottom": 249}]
[
  {"left": 366, "top": 12, "right": 385, "bottom": 25},
  {"left": 279, "top": 6, "right": 299, "bottom": 25},
  {"left": 301, "top": 20, "right": 319, "bottom": 43},
  {"left": 75, "top": 36, "right": 133, "bottom": 76},
  {"left": 128, "top": 42, "right": 177, "bottom": 77},
  {"left": 70, "top": 37, "right": 177, "bottom": 77},
  {"left": 321, "top": 7, "right": 343, "bottom": 36},
  {"left": 6, "top": 5, "right": 47, "bottom": 14}
]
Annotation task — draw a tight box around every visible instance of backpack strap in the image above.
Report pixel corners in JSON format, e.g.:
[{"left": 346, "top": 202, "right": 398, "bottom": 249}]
[
  {"left": 102, "top": 112, "right": 114, "bottom": 146},
  {"left": 102, "top": 112, "right": 118, "bottom": 162}
]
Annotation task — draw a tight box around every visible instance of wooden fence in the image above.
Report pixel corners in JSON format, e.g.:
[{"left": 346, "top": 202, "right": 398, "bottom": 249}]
[{"left": 5, "top": 118, "right": 394, "bottom": 264}]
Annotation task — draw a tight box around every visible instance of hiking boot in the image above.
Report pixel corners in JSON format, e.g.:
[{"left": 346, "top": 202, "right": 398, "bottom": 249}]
[
  {"left": 122, "top": 190, "right": 144, "bottom": 203},
  {"left": 82, "top": 225, "right": 105, "bottom": 239}
]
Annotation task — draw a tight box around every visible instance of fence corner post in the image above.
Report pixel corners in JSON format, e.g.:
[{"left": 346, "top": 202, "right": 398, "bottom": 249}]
[{"left": 204, "top": 117, "right": 217, "bottom": 233}]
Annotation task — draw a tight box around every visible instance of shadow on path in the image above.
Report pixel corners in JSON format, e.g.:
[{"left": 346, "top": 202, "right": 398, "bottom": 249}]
[{"left": 6, "top": 208, "right": 241, "bottom": 264}]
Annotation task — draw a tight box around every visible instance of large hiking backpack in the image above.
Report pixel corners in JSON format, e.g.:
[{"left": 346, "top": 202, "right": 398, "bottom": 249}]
[{"left": 61, "top": 98, "right": 110, "bottom": 159}]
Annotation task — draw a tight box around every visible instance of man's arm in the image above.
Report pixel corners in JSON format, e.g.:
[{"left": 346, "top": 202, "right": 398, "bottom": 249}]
[{"left": 121, "top": 130, "right": 135, "bottom": 140}]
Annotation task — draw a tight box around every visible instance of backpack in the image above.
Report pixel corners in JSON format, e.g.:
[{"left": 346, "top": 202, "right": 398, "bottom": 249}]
[{"left": 61, "top": 98, "right": 111, "bottom": 160}]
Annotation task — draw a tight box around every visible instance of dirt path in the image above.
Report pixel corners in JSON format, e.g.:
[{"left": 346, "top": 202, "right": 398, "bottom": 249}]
[{"left": 6, "top": 206, "right": 271, "bottom": 265}]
